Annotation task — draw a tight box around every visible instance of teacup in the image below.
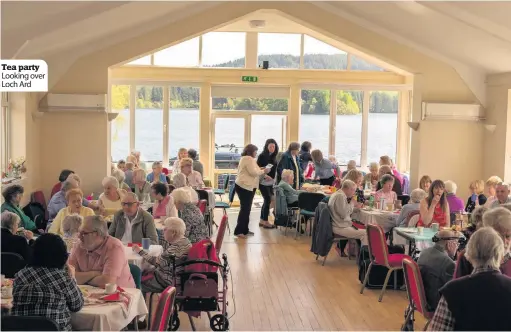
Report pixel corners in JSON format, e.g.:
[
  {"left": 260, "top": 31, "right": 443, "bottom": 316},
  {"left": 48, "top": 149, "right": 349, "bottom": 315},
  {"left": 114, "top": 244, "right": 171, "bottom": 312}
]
[
  {"left": 105, "top": 283, "right": 117, "bottom": 294},
  {"left": 417, "top": 226, "right": 424, "bottom": 235}
]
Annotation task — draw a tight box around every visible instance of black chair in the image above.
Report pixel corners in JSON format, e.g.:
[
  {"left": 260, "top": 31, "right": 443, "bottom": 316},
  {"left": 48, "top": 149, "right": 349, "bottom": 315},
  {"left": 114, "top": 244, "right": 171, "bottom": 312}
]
[
  {"left": 1, "top": 252, "right": 26, "bottom": 278},
  {"left": 397, "top": 195, "right": 410, "bottom": 206},
  {"left": 296, "top": 192, "right": 326, "bottom": 239},
  {"left": 2, "top": 316, "right": 60, "bottom": 331}
]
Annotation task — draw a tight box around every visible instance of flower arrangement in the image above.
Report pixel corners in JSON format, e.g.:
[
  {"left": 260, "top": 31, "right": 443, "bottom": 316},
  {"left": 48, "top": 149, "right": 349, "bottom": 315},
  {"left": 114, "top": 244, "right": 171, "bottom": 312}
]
[{"left": 7, "top": 156, "right": 26, "bottom": 178}]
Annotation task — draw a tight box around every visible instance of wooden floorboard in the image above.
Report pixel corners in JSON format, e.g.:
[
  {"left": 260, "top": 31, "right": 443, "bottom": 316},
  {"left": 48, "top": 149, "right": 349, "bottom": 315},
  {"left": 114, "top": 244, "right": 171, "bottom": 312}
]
[{"left": 173, "top": 208, "right": 426, "bottom": 331}]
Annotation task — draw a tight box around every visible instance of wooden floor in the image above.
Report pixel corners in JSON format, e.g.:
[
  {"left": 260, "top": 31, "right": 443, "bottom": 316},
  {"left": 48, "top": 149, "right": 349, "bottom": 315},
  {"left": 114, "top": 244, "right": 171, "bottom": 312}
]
[{"left": 175, "top": 207, "right": 426, "bottom": 331}]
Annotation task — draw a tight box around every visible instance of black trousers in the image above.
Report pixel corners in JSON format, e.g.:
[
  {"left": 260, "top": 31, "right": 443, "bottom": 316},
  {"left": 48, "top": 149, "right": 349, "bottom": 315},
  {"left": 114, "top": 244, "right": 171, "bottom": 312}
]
[
  {"left": 234, "top": 184, "right": 256, "bottom": 235},
  {"left": 259, "top": 184, "right": 273, "bottom": 221},
  {"left": 319, "top": 176, "right": 335, "bottom": 186}
]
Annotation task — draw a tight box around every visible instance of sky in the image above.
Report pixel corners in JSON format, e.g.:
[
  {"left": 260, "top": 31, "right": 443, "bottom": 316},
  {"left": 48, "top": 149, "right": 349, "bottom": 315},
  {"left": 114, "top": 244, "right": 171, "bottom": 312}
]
[{"left": 128, "top": 32, "right": 347, "bottom": 67}]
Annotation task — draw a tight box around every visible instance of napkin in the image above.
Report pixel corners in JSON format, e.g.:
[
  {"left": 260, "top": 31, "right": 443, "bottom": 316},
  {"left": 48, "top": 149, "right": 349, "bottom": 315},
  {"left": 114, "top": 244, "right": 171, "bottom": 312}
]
[{"left": 127, "top": 243, "right": 142, "bottom": 247}]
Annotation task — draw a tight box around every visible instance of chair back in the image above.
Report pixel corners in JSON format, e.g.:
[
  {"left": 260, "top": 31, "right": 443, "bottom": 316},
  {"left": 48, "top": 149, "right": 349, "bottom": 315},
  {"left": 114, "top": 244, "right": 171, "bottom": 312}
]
[
  {"left": 129, "top": 263, "right": 142, "bottom": 290},
  {"left": 408, "top": 214, "right": 420, "bottom": 228},
  {"left": 402, "top": 258, "right": 433, "bottom": 319},
  {"left": 397, "top": 195, "right": 410, "bottom": 206},
  {"left": 197, "top": 199, "right": 208, "bottom": 215},
  {"left": 196, "top": 190, "right": 209, "bottom": 204},
  {"left": 228, "top": 182, "right": 236, "bottom": 205},
  {"left": 2, "top": 316, "right": 60, "bottom": 331},
  {"left": 366, "top": 223, "right": 390, "bottom": 266},
  {"left": 220, "top": 174, "right": 231, "bottom": 190},
  {"left": 150, "top": 286, "right": 177, "bottom": 331},
  {"left": 31, "top": 191, "right": 49, "bottom": 221},
  {"left": 1, "top": 252, "right": 26, "bottom": 278},
  {"left": 404, "top": 210, "right": 420, "bottom": 227},
  {"left": 215, "top": 215, "right": 228, "bottom": 255},
  {"left": 298, "top": 192, "right": 325, "bottom": 213}
]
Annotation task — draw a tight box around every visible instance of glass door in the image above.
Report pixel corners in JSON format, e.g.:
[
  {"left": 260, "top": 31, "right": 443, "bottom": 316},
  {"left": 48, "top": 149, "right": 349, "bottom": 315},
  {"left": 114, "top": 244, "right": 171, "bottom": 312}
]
[
  {"left": 250, "top": 114, "right": 287, "bottom": 152},
  {"left": 212, "top": 115, "right": 248, "bottom": 171}
]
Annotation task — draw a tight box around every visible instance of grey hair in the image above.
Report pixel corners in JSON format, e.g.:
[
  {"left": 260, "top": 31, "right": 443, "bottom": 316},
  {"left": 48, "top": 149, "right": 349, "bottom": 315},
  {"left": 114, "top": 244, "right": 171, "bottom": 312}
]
[
  {"left": 342, "top": 179, "right": 356, "bottom": 190},
  {"left": 444, "top": 180, "right": 457, "bottom": 194},
  {"left": 152, "top": 161, "right": 162, "bottom": 168},
  {"left": 483, "top": 207, "right": 511, "bottom": 238},
  {"left": 369, "top": 162, "right": 379, "bottom": 171},
  {"left": 172, "top": 187, "right": 192, "bottom": 205},
  {"left": 112, "top": 169, "right": 126, "bottom": 183},
  {"left": 380, "top": 174, "right": 395, "bottom": 185},
  {"left": 410, "top": 188, "right": 427, "bottom": 203},
  {"left": 102, "top": 176, "right": 119, "bottom": 188},
  {"left": 281, "top": 169, "right": 294, "bottom": 181},
  {"left": 466, "top": 227, "right": 505, "bottom": 270},
  {"left": 67, "top": 173, "right": 82, "bottom": 185},
  {"left": 62, "top": 214, "right": 83, "bottom": 235},
  {"left": 497, "top": 182, "right": 510, "bottom": 190},
  {"left": 62, "top": 178, "right": 79, "bottom": 192},
  {"left": 84, "top": 215, "right": 108, "bottom": 237},
  {"left": 163, "top": 217, "right": 186, "bottom": 237},
  {"left": 471, "top": 206, "right": 488, "bottom": 228},
  {"left": 1, "top": 211, "right": 20, "bottom": 231}
]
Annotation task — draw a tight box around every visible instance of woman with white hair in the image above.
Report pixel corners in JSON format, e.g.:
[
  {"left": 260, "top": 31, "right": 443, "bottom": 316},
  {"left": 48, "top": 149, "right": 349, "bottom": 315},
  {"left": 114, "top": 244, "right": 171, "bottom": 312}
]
[
  {"left": 171, "top": 148, "right": 189, "bottom": 176},
  {"left": 132, "top": 168, "right": 151, "bottom": 202},
  {"left": 61, "top": 214, "right": 83, "bottom": 252},
  {"left": 173, "top": 157, "right": 204, "bottom": 189},
  {"left": 444, "top": 180, "right": 465, "bottom": 213},
  {"left": 98, "top": 176, "right": 126, "bottom": 215},
  {"left": 396, "top": 188, "right": 427, "bottom": 226},
  {"left": 484, "top": 175, "right": 503, "bottom": 208},
  {"left": 132, "top": 217, "right": 192, "bottom": 293},
  {"left": 454, "top": 207, "right": 511, "bottom": 278},
  {"left": 1, "top": 211, "right": 34, "bottom": 261},
  {"left": 112, "top": 169, "right": 131, "bottom": 192},
  {"left": 147, "top": 161, "right": 166, "bottom": 183},
  {"left": 428, "top": 227, "right": 511, "bottom": 331},
  {"left": 363, "top": 162, "right": 379, "bottom": 189},
  {"left": 49, "top": 189, "right": 94, "bottom": 235},
  {"left": 341, "top": 160, "right": 357, "bottom": 178},
  {"left": 172, "top": 188, "right": 208, "bottom": 244},
  {"left": 277, "top": 169, "right": 301, "bottom": 208}
]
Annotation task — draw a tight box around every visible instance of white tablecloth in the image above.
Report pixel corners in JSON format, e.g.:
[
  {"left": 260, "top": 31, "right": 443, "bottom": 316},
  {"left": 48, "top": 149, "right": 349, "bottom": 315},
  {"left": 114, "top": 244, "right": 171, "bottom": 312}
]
[
  {"left": 72, "top": 286, "right": 148, "bottom": 331},
  {"left": 124, "top": 245, "right": 163, "bottom": 268},
  {"left": 352, "top": 208, "right": 399, "bottom": 233}
]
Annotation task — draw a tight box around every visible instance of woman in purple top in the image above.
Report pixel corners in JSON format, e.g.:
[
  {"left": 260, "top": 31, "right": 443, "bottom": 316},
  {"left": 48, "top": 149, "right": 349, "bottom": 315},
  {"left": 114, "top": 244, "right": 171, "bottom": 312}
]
[{"left": 445, "top": 180, "right": 465, "bottom": 212}]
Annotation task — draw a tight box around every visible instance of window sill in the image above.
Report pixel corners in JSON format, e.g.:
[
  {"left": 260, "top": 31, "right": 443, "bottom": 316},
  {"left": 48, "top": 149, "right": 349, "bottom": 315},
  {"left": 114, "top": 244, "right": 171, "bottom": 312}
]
[{"left": 1, "top": 176, "right": 27, "bottom": 188}]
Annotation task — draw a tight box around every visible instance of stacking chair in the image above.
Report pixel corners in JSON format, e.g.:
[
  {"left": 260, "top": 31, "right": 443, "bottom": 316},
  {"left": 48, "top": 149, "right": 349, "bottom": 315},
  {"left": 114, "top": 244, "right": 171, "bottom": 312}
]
[
  {"left": 296, "top": 192, "right": 325, "bottom": 239},
  {"left": 401, "top": 258, "right": 434, "bottom": 331},
  {"left": 1, "top": 316, "right": 60, "bottom": 331},
  {"left": 213, "top": 174, "right": 230, "bottom": 200},
  {"left": 149, "top": 286, "right": 177, "bottom": 332},
  {"left": 214, "top": 178, "right": 234, "bottom": 234},
  {"left": 129, "top": 263, "right": 142, "bottom": 290},
  {"left": 1, "top": 252, "right": 26, "bottom": 278},
  {"left": 360, "top": 223, "right": 409, "bottom": 302},
  {"left": 196, "top": 189, "right": 213, "bottom": 236}
]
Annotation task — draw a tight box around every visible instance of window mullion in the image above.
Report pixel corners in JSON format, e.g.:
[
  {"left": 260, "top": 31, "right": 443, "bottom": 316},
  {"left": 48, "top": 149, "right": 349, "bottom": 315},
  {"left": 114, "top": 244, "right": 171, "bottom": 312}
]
[
  {"left": 129, "top": 85, "right": 136, "bottom": 153},
  {"left": 360, "top": 91, "right": 370, "bottom": 168},
  {"left": 300, "top": 34, "right": 305, "bottom": 69},
  {"left": 163, "top": 87, "right": 169, "bottom": 167}
]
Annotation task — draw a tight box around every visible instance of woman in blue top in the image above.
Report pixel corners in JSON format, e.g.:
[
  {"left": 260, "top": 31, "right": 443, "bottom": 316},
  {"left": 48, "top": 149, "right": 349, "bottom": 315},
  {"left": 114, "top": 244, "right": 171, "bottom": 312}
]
[
  {"left": 146, "top": 161, "right": 166, "bottom": 183},
  {"left": 311, "top": 149, "right": 339, "bottom": 186},
  {"left": 276, "top": 142, "right": 304, "bottom": 190}
]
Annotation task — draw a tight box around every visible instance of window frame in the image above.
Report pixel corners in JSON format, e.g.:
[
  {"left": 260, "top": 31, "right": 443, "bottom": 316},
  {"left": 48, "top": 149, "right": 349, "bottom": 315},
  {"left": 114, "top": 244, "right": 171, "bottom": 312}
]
[{"left": 1, "top": 92, "right": 10, "bottom": 172}]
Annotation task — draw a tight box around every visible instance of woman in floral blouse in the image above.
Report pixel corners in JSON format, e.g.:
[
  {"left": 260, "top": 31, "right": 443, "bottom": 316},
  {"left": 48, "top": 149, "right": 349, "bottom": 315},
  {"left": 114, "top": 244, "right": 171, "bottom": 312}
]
[{"left": 172, "top": 188, "right": 208, "bottom": 244}]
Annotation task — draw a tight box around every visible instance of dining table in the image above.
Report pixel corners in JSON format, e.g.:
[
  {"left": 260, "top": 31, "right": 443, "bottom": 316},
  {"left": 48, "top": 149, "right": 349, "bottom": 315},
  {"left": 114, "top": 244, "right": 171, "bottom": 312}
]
[
  {"left": 352, "top": 207, "right": 400, "bottom": 233},
  {"left": 393, "top": 227, "right": 436, "bottom": 256},
  {"left": 124, "top": 244, "right": 163, "bottom": 268}
]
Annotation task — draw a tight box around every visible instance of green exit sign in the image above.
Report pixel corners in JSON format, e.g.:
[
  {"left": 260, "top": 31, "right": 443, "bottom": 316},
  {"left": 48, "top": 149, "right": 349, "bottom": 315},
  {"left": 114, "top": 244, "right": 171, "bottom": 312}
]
[{"left": 241, "top": 76, "right": 258, "bottom": 83}]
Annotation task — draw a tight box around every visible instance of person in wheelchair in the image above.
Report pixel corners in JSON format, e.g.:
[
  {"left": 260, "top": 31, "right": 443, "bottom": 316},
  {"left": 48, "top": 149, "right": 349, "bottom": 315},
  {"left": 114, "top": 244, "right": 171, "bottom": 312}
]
[{"left": 132, "top": 217, "right": 191, "bottom": 293}]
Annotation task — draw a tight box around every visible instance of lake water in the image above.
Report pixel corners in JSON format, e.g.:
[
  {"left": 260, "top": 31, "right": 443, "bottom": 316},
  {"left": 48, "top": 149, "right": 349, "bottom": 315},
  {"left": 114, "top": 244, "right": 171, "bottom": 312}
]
[{"left": 111, "top": 109, "right": 397, "bottom": 165}]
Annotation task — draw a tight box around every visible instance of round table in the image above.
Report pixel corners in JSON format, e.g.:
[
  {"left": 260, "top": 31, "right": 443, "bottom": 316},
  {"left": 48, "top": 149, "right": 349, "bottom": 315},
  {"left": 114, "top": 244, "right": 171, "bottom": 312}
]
[
  {"left": 124, "top": 245, "right": 163, "bottom": 268},
  {"left": 352, "top": 208, "right": 399, "bottom": 233}
]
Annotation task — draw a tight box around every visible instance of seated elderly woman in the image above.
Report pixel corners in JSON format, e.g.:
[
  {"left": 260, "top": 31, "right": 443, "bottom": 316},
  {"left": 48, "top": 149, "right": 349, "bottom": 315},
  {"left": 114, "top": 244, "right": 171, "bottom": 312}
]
[
  {"left": 344, "top": 169, "right": 365, "bottom": 204},
  {"left": 396, "top": 189, "right": 427, "bottom": 226},
  {"left": 172, "top": 187, "right": 209, "bottom": 244},
  {"left": 1, "top": 185, "right": 37, "bottom": 231},
  {"left": 444, "top": 180, "right": 465, "bottom": 213},
  {"left": 124, "top": 162, "right": 135, "bottom": 189},
  {"left": 133, "top": 168, "right": 151, "bottom": 202},
  {"left": 173, "top": 157, "right": 204, "bottom": 188},
  {"left": 484, "top": 175, "right": 503, "bottom": 208},
  {"left": 109, "top": 192, "right": 158, "bottom": 245},
  {"left": 132, "top": 217, "right": 191, "bottom": 293},
  {"left": 49, "top": 189, "right": 95, "bottom": 235},
  {"left": 12, "top": 234, "right": 84, "bottom": 331},
  {"left": 62, "top": 214, "right": 83, "bottom": 252},
  {"left": 311, "top": 149, "right": 340, "bottom": 186},
  {"left": 341, "top": 160, "right": 357, "bottom": 178},
  {"left": 328, "top": 180, "right": 366, "bottom": 244},
  {"left": 112, "top": 168, "right": 131, "bottom": 192},
  {"left": 172, "top": 148, "right": 189, "bottom": 175},
  {"left": 98, "top": 176, "right": 126, "bottom": 216},
  {"left": 47, "top": 175, "right": 90, "bottom": 222},
  {"left": 50, "top": 169, "right": 74, "bottom": 198},
  {"left": 152, "top": 182, "right": 178, "bottom": 220},
  {"left": 1, "top": 211, "right": 35, "bottom": 261},
  {"left": 427, "top": 227, "right": 511, "bottom": 331},
  {"left": 376, "top": 165, "right": 403, "bottom": 195},
  {"left": 147, "top": 161, "right": 166, "bottom": 183},
  {"left": 454, "top": 207, "right": 511, "bottom": 278},
  {"left": 277, "top": 169, "right": 302, "bottom": 208},
  {"left": 465, "top": 179, "right": 487, "bottom": 213},
  {"left": 363, "top": 162, "right": 379, "bottom": 189},
  {"left": 188, "top": 149, "right": 204, "bottom": 178},
  {"left": 374, "top": 174, "right": 397, "bottom": 204}
]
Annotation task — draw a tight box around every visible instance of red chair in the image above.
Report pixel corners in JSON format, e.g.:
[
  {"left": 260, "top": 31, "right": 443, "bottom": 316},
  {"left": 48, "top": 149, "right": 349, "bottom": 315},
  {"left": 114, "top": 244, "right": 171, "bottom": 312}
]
[
  {"left": 214, "top": 215, "right": 228, "bottom": 255},
  {"left": 401, "top": 257, "right": 434, "bottom": 330},
  {"left": 150, "top": 286, "right": 177, "bottom": 332},
  {"left": 360, "top": 223, "right": 408, "bottom": 302},
  {"left": 197, "top": 199, "right": 207, "bottom": 215},
  {"left": 50, "top": 182, "right": 62, "bottom": 199}
]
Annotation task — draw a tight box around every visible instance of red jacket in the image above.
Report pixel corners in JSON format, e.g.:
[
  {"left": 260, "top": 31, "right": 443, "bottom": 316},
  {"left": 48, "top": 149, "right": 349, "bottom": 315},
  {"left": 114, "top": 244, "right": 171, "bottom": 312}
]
[{"left": 185, "top": 239, "right": 219, "bottom": 273}]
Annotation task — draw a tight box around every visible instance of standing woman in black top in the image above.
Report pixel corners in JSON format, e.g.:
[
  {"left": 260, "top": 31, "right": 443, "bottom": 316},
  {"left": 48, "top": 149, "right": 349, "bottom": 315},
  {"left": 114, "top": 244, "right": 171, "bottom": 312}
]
[{"left": 257, "top": 139, "right": 279, "bottom": 229}]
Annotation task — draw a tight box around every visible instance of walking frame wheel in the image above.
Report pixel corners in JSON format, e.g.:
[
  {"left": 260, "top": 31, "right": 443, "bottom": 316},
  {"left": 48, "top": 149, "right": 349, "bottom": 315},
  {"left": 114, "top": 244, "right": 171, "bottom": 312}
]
[{"left": 210, "top": 313, "right": 229, "bottom": 331}]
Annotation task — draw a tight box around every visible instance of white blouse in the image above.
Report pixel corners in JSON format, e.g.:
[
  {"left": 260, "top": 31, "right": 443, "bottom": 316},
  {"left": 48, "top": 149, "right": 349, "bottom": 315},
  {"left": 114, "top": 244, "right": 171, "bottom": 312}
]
[{"left": 235, "top": 156, "right": 265, "bottom": 191}]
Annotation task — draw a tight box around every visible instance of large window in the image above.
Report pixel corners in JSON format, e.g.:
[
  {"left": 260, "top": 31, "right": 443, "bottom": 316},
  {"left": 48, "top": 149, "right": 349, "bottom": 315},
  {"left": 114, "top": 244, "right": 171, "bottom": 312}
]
[
  {"left": 202, "top": 32, "right": 245, "bottom": 68},
  {"left": 212, "top": 97, "right": 288, "bottom": 112},
  {"left": 169, "top": 86, "right": 200, "bottom": 161},
  {"left": 135, "top": 86, "right": 163, "bottom": 162},
  {"left": 258, "top": 33, "right": 301, "bottom": 69},
  {"left": 367, "top": 91, "right": 399, "bottom": 162},
  {"left": 335, "top": 90, "right": 363, "bottom": 165},
  {"left": 154, "top": 37, "right": 199, "bottom": 67},
  {"left": 110, "top": 85, "right": 130, "bottom": 162},
  {"left": 126, "top": 55, "right": 151, "bottom": 66},
  {"left": 350, "top": 54, "right": 385, "bottom": 71},
  {"left": 303, "top": 35, "right": 348, "bottom": 70},
  {"left": 300, "top": 89, "right": 330, "bottom": 155}
]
